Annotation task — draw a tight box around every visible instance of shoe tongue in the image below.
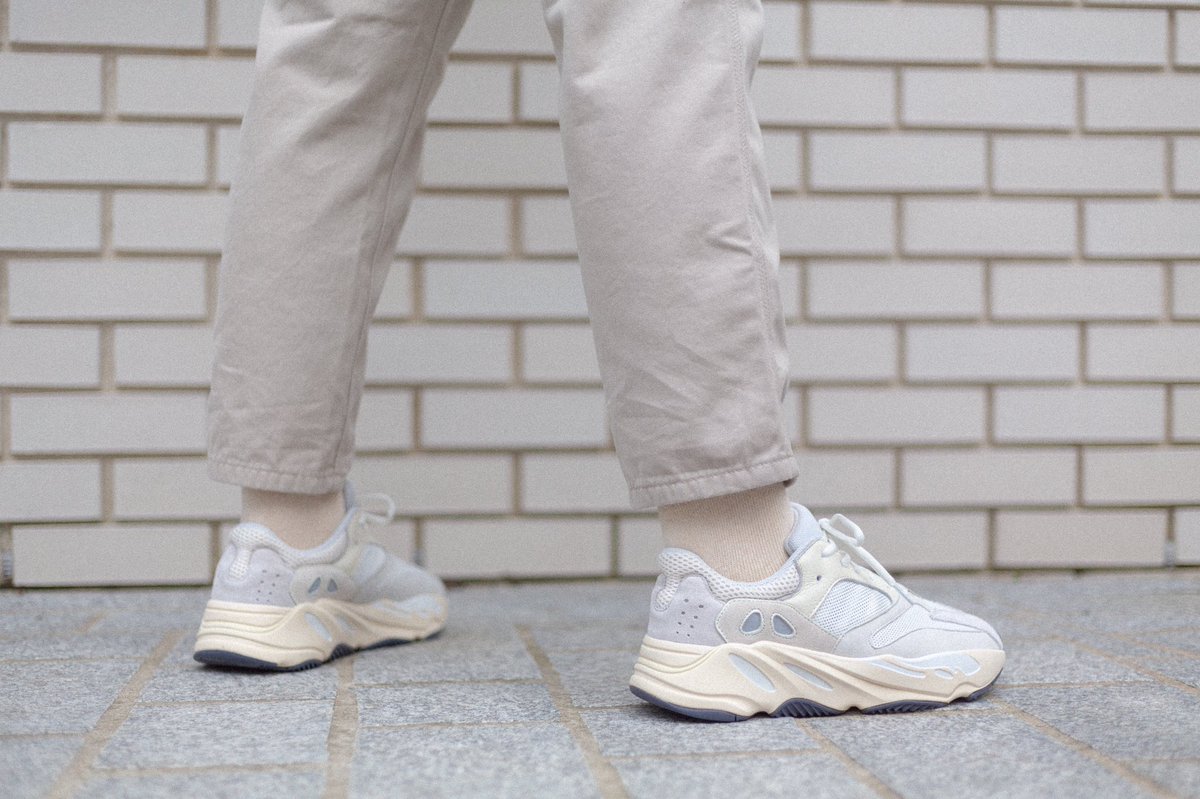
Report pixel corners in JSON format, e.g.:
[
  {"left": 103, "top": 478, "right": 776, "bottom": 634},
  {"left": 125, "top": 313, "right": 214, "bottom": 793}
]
[{"left": 784, "top": 504, "right": 823, "bottom": 555}]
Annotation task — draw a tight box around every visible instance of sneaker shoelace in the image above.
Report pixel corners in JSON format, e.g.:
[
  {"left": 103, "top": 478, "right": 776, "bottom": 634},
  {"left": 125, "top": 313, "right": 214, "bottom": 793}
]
[{"left": 817, "top": 514, "right": 914, "bottom": 601}]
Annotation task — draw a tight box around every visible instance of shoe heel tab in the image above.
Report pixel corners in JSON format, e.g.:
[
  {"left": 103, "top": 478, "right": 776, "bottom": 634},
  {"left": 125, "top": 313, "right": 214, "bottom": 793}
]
[{"left": 230, "top": 521, "right": 284, "bottom": 550}]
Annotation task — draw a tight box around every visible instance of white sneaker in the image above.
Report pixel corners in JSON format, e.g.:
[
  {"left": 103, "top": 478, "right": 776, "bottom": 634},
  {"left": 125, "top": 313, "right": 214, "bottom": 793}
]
[
  {"left": 193, "top": 482, "right": 446, "bottom": 671},
  {"left": 629, "top": 503, "right": 1005, "bottom": 720}
]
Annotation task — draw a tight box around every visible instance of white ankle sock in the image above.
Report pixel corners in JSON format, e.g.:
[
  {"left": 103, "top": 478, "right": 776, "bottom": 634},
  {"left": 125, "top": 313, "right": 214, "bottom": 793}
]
[
  {"left": 241, "top": 486, "right": 346, "bottom": 550},
  {"left": 658, "top": 483, "right": 793, "bottom": 582}
]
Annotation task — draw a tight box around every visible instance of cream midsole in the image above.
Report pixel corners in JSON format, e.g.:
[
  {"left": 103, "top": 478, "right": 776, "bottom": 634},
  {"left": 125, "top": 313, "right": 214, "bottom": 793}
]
[
  {"left": 194, "top": 595, "right": 447, "bottom": 668},
  {"left": 629, "top": 635, "right": 1005, "bottom": 715}
]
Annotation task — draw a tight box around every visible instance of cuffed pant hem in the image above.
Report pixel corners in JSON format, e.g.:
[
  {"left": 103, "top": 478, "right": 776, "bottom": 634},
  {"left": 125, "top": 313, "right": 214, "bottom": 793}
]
[
  {"left": 207, "top": 456, "right": 347, "bottom": 495},
  {"left": 629, "top": 454, "right": 800, "bottom": 511}
]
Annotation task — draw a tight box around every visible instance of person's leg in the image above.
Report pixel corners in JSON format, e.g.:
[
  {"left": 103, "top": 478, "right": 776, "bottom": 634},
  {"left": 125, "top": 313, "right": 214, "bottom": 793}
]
[
  {"left": 194, "top": 0, "right": 474, "bottom": 670},
  {"left": 542, "top": 0, "right": 1005, "bottom": 719},
  {"left": 541, "top": 0, "right": 798, "bottom": 580},
  {"left": 207, "top": 0, "right": 474, "bottom": 548}
]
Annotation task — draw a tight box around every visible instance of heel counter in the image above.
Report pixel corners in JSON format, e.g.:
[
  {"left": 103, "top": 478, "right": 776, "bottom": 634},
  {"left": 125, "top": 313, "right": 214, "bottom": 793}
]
[
  {"left": 645, "top": 573, "right": 724, "bottom": 646},
  {"left": 210, "top": 545, "right": 294, "bottom": 607}
]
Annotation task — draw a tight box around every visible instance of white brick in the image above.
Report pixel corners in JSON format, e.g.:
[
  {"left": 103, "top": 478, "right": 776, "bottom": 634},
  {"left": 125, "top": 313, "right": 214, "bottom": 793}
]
[
  {"left": 421, "top": 129, "right": 565, "bottom": 188},
  {"left": 992, "top": 135, "right": 1164, "bottom": 195},
  {"left": 9, "top": 122, "right": 207, "bottom": 186},
  {"left": 397, "top": 196, "right": 509, "bottom": 256},
  {"left": 374, "top": 261, "right": 414, "bottom": 319},
  {"left": 807, "top": 260, "right": 983, "bottom": 320},
  {"left": 428, "top": 63, "right": 513, "bottom": 123},
  {"left": 518, "top": 62, "right": 559, "bottom": 122},
  {"left": 906, "top": 325, "right": 1078, "bottom": 382},
  {"left": 218, "top": 0, "right": 265, "bottom": 48},
  {"left": 366, "top": 324, "right": 511, "bottom": 384},
  {"left": 1178, "top": 137, "right": 1200, "bottom": 194},
  {"left": 113, "top": 458, "right": 240, "bottom": 520},
  {"left": 775, "top": 197, "right": 894, "bottom": 255},
  {"left": 829, "top": 512, "right": 989, "bottom": 570},
  {"left": 10, "top": 392, "right": 208, "bottom": 454},
  {"left": 422, "top": 388, "right": 607, "bottom": 449},
  {"left": 763, "top": 131, "right": 801, "bottom": 190},
  {"left": 452, "top": 0, "right": 552, "bottom": 56},
  {"left": 754, "top": 66, "right": 894, "bottom": 126},
  {"left": 348, "top": 455, "right": 513, "bottom": 514},
  {"left": 0, "top": 461, "right": 102, "bottom": 522},
  {"left": 0, "top": 326, "right": 99, "bottom": 388},
  {"left": 12, "top": 524, "right": 211, "bottom": 586},
  {"left": 903, "top": 449, "right": 1077, "bottom": 507},
  {"left": 995, "top": 510, "right": 1165, "bottom": 567},
  {"left": 1177, "top": 509, "right": 1200, "bottom": 565},
  {"left": 809, "top": 387, "right": 984, "bottom": 445},
  {"left": 1176, "top": 263, "right": 1200, "bottom": 318},
  {"left": 1084, "top": 447, "right": 1200, "bottom": 505},
  {"left": 355, "top": 390, "right": 415, "bottom": 451},
  {"left": 521, "top": 453, "right": 630, "bottom": 512},
  {"left": 904, "top": 198, "right": 1076, "bottom": 257},
  {"left": 425, "top": 518, "right": 609, "bottom": 579},
  {"left": 618, "top": 517, "right": 662, "bottom": 577},
  {"left": 523, "top": 323, "right": 601, "bottom": 383},
  {"left": 1085, "top": 200, "right": 1200, "bottom": 258},
  {"left": 790, "top": 450, "right": 895, "bottom": 508},
  {"left": 809, "top": 131, "right": 985, "bottom": 192},
  {"left": 216, "top": 125, "right": 241, "bottom": 186},
  {"left": 903, "top": 68, "right": 1076, "bottom": 129},
  {"left": 424, "top": 260, "right": 587, "bottom": 320},
  {"left": 1086, "top": 74, "right": 1200, "bottom": 131},
  {"left": 11, "top": 0, "right": 205, "bottom": 47},
  {"left": 117, "top": 56, "right": 255, "bottom": 117},
  {"left": 0, "top": 191, "right": 100, "bottom": 252},
  {"left": 114, "top": 324, "right": 212, "bottom": 387},
  {"left": 113, "top": 191, "right": 228, "bottom": 253},
  {"left": 8, "top": 259, "right": 207, "bottom": 321},
  {"left": 0, "top": 53, "right": 102, "bottom": 114},
  {"left": 786, "top": 324, "right": 897, "bottom": 382},
  {"left": 810, "top": 2, "right": 986, "bottom": 63},
  {"left": 1087, "top": 325, "right": 1200, "bottom": 381},
  {"left": 1173, "top": 387, "right": 1200, "bottom": 442},
  {"left": 1180, "top": 11, "right": 1200, "bottom": 65},
  {"left": 994, "top": 387, "right": 1165, "bottom": 444},
  {"left": 991, "top": 263, "right": 1163, "bottom": 321},
  {"left": 762, "top": 1, "right": 801, "bottom": 60},
  {"left": 996, "top": 8, "right": 1166, "bottom": 66},
  {"left": 520, "top": 196, "right": 576, "bottom": 255}
]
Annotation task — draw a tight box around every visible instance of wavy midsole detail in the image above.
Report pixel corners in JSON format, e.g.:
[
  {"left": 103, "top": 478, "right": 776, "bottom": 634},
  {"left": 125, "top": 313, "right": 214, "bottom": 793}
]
[
  {"left": 194, "top": 595, "right": 447, "bottom": 668},
  {"left": 629, "top": 635, "right": 1005, "bottom": 715}
]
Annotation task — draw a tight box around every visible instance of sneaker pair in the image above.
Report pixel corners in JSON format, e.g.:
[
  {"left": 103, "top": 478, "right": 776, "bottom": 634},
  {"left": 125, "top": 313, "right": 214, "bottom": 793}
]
[{"left": 195, "top": 489, "right": 1004, "bottom": 719}]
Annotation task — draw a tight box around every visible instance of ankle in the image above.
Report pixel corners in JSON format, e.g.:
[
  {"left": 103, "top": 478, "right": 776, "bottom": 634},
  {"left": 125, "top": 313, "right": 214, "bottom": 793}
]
[
  {"left": 658, "top": 483, "right": 793, "bottom": 582},
  {"left": 242, "top": 486, "right": 346, "bottom": 550}
]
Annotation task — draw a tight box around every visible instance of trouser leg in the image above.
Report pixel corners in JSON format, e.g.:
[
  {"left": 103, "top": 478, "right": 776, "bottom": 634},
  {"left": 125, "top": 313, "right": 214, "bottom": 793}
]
[
  {"left": 541, "top": 0, "right": 798, "bottom": 510},
  {"left": 207, "top": 0, "right": 475, "bottom": 493}
]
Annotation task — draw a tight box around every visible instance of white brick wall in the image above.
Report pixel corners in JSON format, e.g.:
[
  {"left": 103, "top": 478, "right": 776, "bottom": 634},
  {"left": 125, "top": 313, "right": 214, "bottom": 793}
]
[{"left": 2, "top": 0, "right": 1196, "bottom": 584}]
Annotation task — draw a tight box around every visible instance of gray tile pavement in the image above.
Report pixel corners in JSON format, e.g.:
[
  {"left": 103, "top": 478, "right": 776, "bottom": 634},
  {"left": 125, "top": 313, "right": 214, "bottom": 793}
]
[{"left": 3, "top": 571, "right": 1200, "bottom": 798}]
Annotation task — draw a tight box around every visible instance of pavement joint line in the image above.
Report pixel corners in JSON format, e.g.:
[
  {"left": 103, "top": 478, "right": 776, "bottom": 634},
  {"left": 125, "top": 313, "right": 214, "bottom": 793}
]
[
  {"left": 990, "top": 697, "right": 1180, "bottom": 799},
  {"left": 0, "top": 656, "right": 148, "bottom": 666},
  {"left": 44, "top": 628, "right": 185, "bottom": 799},
  {"left": 1102, "top": 630, "right": 1200, "bottom": 661},
  {"left": 794, "top": 719, "right": 902, "bottom": 799},
  {"left": 996, "top": 679, "right": 1157, "bottom": 689},
  {"left": 359, "top": 719, "right": 567, "bottom": 731},
  {"left": 1057, "top": 637, "right": 1200, "bottom": 699},
  {"left": 516, "top": 624, "right": 630, "bottom": 799},
  {"left": 322, "top": 657, "right": 357, "bottom": 799},
  {"left": 132, "top": 697, "right": 336, "bottom": 708}
]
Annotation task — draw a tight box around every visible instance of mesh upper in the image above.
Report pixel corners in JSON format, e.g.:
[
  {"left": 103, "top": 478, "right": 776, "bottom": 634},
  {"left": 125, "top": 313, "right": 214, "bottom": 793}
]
[{"left": 811, "top": 579, "right": 892, "bottom": 638}]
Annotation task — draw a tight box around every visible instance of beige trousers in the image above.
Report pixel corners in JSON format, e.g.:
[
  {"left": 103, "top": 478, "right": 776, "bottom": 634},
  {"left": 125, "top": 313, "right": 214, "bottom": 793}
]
[{"left": 207, "top": 0, "right": 799, "bottom": 510}]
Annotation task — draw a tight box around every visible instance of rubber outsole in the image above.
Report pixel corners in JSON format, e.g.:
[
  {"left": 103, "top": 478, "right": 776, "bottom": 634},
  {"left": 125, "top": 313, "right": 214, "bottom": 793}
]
[
  {"left": 194, "top": 632, "right": 440, "bottom": 673},
  {"left": 629, "top": 668, "right": 1002, "bottom": 722}
]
